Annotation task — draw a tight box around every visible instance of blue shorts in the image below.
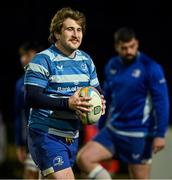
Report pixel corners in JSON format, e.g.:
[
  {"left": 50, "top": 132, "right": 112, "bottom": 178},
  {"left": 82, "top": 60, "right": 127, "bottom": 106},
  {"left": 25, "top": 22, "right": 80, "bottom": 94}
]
[
  {"left": 27, "top": 128, "right": 78, "bottom": 176},
  {"left": 93, "top": 127, "right": 153, "bottom": 164}
]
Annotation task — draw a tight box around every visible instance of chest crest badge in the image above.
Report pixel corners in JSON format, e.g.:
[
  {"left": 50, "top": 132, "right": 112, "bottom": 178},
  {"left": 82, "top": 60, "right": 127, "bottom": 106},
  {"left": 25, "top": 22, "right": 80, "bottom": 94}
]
[
  {"left": 110, "top": 69, "right": 117, "bottom": 75},
  {"left": 132, "top": 69, "right": 141, "bottom": 78},
  {"left": 81, "top": 63, "right": 88, "bottom": 72}
]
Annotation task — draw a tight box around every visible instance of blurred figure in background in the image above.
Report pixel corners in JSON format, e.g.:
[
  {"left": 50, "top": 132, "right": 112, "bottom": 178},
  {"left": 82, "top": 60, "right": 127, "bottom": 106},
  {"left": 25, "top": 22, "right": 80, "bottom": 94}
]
[
  {"left": 0, "top": 88, "right": 8, "bottom": 178},
  {"left": 77, "top": 27, "right": 170, "bottom": 179},
  {"left": 0, "top": 108, "right": 6, "bottom": 166},
  {"left": 15, "top": 40, "right": 43, "bottom": 179}
]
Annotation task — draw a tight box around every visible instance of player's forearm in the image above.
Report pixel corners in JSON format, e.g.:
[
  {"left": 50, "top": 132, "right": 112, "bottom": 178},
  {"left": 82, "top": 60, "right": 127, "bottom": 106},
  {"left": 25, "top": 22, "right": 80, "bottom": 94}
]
[
  {"left": 25, "top": 85, "right": 69, "bottom": 110},
  {"left": 155, "top": 120, "right": 169, "bottom": 137},
  {"left": 153, "top": 95, "right": 169, "bottom": 137},
  {"left": 149, "top": 64, "right": 170, "bottom": 137}
]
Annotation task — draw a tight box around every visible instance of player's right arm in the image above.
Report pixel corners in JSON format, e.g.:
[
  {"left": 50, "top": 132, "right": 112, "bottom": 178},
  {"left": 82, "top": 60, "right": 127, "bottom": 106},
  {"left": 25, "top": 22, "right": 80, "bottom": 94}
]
[{"left": 25, "top": 85, "right": 91, "bottom": 112}]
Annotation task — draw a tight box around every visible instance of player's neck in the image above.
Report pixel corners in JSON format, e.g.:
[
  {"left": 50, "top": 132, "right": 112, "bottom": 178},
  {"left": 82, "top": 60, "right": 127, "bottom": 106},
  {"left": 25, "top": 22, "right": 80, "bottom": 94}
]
[{"left": 55, "top": 43, "right": 76, "bottom": 58}]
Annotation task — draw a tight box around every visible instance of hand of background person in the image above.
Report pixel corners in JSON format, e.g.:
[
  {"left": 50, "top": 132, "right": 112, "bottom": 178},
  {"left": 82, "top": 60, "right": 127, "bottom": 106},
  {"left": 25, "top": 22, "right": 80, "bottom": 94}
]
[
  {"left": 16, "top": 146, "right": 27, "bottom": 163},
  {"left": 101, "top": 95, "right": 106, "bottom": 115},
  {"left": 152, "top": 137, "right": 165, "bottom": 154}
]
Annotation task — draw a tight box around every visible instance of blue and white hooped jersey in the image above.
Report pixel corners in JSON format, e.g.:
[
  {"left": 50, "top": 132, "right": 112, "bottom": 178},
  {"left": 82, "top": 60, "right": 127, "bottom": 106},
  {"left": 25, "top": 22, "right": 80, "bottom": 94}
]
[
  {"left": 24, "top": 44, "right": 99, "bottom": 137},
  {"left": 100, "top": 52, "right": 169, "bottom": 138}
]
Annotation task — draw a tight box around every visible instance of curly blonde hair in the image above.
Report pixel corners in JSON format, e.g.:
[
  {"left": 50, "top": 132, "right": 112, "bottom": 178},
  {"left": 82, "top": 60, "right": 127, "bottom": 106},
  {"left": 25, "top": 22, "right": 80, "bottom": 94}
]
[{"left": 48, "top": 7, "right": 86, "bottom": 43}]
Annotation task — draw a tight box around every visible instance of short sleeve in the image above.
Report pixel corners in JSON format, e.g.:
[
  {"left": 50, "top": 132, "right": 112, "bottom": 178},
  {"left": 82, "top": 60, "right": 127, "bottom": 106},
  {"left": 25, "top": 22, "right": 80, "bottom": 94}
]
[{"left": 24, "top": 54, "right": 50, "bottom": 88}]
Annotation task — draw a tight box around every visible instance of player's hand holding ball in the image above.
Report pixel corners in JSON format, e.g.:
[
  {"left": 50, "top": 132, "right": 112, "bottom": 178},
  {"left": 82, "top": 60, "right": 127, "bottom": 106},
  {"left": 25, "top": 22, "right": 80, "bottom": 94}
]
[
  {"left": 68, "top": 89, "right": 92, "bottom": 118},
  {"left": 75, "top": 86, "right": 104, "bottom": 124}
]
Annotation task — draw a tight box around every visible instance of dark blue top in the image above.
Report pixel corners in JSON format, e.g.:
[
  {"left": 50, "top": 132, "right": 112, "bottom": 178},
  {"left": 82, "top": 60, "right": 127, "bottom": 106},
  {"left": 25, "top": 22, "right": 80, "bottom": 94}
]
[
  {"left": 99, "top": 52, "right": 169, "bottom": 138},
  {"left": 15, "top": 75, "right": 29, "bottom": 146}
]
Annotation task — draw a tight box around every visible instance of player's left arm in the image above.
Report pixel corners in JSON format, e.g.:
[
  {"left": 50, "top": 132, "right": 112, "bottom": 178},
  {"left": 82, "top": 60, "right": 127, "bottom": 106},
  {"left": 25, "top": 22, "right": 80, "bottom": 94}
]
[
  {"left": 148, "top": 63, "right": 170, "bottom": 153},
  {"left": 94, "top": 85, "right": 106, "bottom": 115},
  {"left": 88, "top": 58, "right": 106, "bottom": 115}
]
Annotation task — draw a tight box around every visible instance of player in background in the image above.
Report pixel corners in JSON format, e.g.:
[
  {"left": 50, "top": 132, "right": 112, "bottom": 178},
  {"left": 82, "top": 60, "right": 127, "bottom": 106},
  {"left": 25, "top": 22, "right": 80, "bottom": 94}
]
[
  {"left": 15, "top": 40, "right": 43, "bottom": 178},
  {"left": 24, "top": 7, "right": 105, "bottom": 179},
  {"left": 77, "top": 27, "right": 170, "bottom": 179},
  {"left": 0, "top": 106, "right": 6, "bottom": 168}
]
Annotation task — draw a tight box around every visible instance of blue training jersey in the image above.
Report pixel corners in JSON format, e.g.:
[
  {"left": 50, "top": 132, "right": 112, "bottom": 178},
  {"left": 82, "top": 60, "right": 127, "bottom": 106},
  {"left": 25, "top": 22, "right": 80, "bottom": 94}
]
[
  {"left": 24, "top": 44, "right": 99, "bottom": 137},
  {"left": 99, "top": 52, "right": 169, "bottom": 138}
]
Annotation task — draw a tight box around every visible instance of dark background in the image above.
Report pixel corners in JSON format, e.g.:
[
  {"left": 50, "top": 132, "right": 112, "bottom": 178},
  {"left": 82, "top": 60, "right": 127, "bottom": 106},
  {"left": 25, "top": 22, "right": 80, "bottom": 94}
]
[
  {"left": 0, "top": 0, "right": 172, "bottom": 163},
  {"left": 0, "top": 0, "right": 171, "bottom": 178}
]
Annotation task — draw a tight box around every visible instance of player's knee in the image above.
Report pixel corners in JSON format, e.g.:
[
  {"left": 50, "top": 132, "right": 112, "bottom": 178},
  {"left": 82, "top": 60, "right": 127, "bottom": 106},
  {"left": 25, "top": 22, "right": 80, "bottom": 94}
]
[
  {"left": 135, "top": 170, "right": 149, "bottom": 179},
  {"left": 76, "top": 151, "right": 87, "bottom": 167},
  {"left": 129, "top": 165, "right": 150, "bottom": 179},
  {"left": 132, "top": 172, "right": 148, "bottom": 179},
  {"left": 76, "top": 151, "right": 92, "bottom": 171}
]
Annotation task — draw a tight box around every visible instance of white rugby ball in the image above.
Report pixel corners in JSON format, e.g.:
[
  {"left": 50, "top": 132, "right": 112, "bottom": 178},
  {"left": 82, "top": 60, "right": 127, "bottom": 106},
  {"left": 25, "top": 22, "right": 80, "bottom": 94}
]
[{"left": 79, "top": 86, "right": 102, "bottom": 125}]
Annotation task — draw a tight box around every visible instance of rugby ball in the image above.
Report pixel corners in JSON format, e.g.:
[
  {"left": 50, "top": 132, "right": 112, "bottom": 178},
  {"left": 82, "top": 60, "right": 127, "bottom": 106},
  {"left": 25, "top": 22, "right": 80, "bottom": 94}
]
[{"left": 79, "top": 86, "right": 102, "bottom": 125}]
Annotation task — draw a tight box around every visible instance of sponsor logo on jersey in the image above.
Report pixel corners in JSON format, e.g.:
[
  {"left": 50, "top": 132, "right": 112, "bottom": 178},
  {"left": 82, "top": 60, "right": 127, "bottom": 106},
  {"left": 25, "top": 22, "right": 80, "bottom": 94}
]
[
  {"left": 57, "top": 86, "right": 82, "bottom": 92},
  {"left": 74, "top": 80, "right": 79, "bottom": 85},
  {"left": 132, "top": 69, "right": 141, "bottom": 78}
]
